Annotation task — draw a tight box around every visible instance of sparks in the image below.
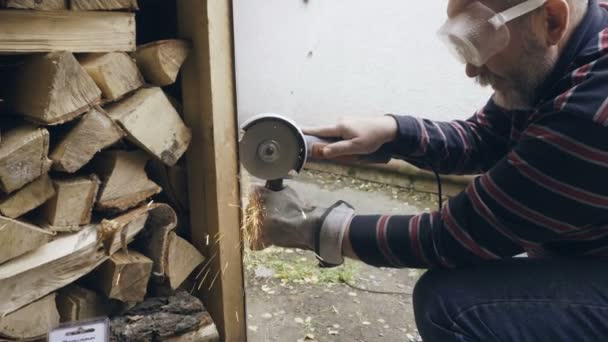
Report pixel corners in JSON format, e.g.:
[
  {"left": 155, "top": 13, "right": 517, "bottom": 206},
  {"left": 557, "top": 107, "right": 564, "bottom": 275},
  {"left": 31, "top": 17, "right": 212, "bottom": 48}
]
[{"left": 242, "top": 189, "right": 265, "bottom": 250}]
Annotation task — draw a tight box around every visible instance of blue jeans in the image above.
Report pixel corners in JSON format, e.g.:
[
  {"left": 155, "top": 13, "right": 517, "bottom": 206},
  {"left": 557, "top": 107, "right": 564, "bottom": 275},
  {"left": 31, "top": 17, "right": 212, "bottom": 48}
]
[{"left": 413, "top": 257, "right": 608, "bottom": 342}]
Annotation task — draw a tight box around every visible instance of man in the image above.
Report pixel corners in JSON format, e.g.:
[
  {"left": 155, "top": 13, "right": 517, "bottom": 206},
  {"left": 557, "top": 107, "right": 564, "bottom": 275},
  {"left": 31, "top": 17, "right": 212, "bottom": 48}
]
[{"left": 251, "top": 0, "right": 608, "bottom": 340}]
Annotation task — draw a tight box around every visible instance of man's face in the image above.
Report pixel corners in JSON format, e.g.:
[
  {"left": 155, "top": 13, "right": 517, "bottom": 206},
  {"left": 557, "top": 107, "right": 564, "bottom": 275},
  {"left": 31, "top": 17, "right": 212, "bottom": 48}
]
[{"left": 447, "top": 0, "right": 559, "bottom": 109}]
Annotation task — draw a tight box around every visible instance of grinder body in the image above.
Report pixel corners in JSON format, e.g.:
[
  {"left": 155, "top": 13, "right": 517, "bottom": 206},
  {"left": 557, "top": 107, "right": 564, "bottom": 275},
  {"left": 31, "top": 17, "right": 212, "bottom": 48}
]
[{"left": 239, "top": 113, "right": 390, "bottom": 190}]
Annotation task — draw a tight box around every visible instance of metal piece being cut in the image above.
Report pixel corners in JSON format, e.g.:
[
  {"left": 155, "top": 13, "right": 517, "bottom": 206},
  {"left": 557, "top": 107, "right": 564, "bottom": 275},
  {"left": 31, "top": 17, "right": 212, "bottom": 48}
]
[{"left": 239, "top": 114, "right": 306, "bottom": 181}]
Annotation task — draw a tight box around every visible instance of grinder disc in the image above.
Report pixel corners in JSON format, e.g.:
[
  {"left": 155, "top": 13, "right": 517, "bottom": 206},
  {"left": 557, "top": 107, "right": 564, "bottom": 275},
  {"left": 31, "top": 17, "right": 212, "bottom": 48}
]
[{"left": 239, "top": 117, "right": 304, "bottom": 180}]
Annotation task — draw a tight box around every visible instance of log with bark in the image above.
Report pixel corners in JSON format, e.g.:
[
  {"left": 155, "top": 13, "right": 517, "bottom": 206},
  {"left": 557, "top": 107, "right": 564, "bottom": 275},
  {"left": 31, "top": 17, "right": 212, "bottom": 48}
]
[
  {"left": 10, "top": 51, "right": 102, "bottom": 125},
  {"left": 132, "top": 40, "right": 191, "bottom": 86},
  {"left": 93, "top": 150, "right": 162, "bottom": 212},
  {"left": 0, "top": 125, "right": 51, "bottom": 194},
  {"left": 0, "top": 174, "right": 55, "bottom": 219},
  {"left": 105, "top": 87, "right": 192, "bottom": 166},
  {"left": 0, "top": 293, "right": 59, "bottom": 341},
  {"left": 71, "top": 0, "right": 138, "bottom": 11},
  {"left": 88, "top": 250, "right": 153, "bottom": 303},
  {"left": 0, "top": 203, "right": 176, "bottom": 316},
  {"left": 0, "top": 215, "right": 53, "bottom": 265},
  {"left": 110, "top": 291, "right": 219, "bottom": 342},
  {"left": 50, "top": 108, "right": 124, "bottom": 173},
  {"left": 40, "top": 175, "right": 100, "bottom": 231},
  {"left": 79, "top": 52, "right": 144, "bottom": 102}
]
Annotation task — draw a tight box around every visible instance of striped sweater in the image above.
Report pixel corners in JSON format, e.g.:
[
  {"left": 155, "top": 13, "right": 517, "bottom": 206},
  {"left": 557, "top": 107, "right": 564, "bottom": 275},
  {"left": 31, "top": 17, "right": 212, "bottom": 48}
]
[{"left": 348, "top": 0, "right": 608, "bottom": 268}]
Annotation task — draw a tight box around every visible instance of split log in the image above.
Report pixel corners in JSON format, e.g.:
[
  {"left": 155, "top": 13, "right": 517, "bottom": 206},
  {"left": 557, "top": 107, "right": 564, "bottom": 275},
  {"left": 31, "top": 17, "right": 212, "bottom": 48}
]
[
  {"left": 56, "top": 285, "right": 113, "bottom": 322},
  {"left": 0, "top": 293, "right": 59, "bottom": 341},
  {"left": 0, "top": 125, "right": 51, "bottom": 194},
  {"left": 11, "top": 52, "right": 101, "bottom": 125},
  {"left": 133, "top": 40, "right": 191, "bottom": 86},
  {"left": 0, "top": 215, "right": 53, "bottom": 265},
  {"left": 0, "top": 10, "right": 135, "bottom": 53},
  {"left": 148, "top": 160, "right": 189, "bottom": 213},
  {"left": 105, "top": 87, "right": 192, "bottom": 166},
  {"left": 166, "top": 232, "right": 205, "bottom": 289},
  {"left": 50, "top": 109, "right": 124, "bottom": 173},
  {"left": 0, "top": 174, "right": 55, "bottom": 219},
  {"left": 0, "top": 203, "right": 176, "bottom": 316},
  {"left": 110, "top": 291, "right": 219, "bottom": 342},
  {"left": 79, "top": 52, "right": 144, "bottom": 101},
  {"left": 93, "top": 150, "right": 161, "bottom": 212},
  {"left": 71, "top": 0, "right": 138, "bottom": 11},
  {"left": 40, "top": 175, "right": 100, "bottom": 231},
  {"left": 0, "top": 0, "right": 67, "bottom": 10},
  {"left": 89, "top": 250, "right": 152, "bottom": 302}
]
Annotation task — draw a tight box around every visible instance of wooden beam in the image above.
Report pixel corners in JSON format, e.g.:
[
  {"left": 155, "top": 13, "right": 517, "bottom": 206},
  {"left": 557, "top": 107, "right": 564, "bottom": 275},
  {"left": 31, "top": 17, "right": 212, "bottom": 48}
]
[
  {"left": 56, "top": 285, "right": 113, "bottom": 322},
  {"left": 0, "top": 293, "right": 59, "bottom": 340},
  {"left": 93, "top": 150, "right": 162, "bottom": 212},
  {"left": 177, "top": 1, "right": 245, "bottom": 340},
  {"left": 133, "top": 40, "right": 191, "bottom": 86},
  {"left": 0, "top": 215, "right": 53, "bottom": 265},
  {"left": 50, "top": 108, "right": 124, "bottom": 173},
  {"left": 79, "top": 52, "right": 144, "bottom": 101},
  {"left": 0, "top": 204, "right": 173, "bottom": 316},
  {"left": 40, "top": 175, "right": 100, "bottom": 231},
  {"left": 0, "top": 174, "right": 55, "bottom": 219},
  {"left": 11, "top": 51, "right": 102, "bottom": 125},
  {"left": 105, "top": 87, "right": 192, "bottom": 166},
  {"left": 1, "top": 0, "right": 67, "bottom": 10},
  {"left": 0, "top": 10, "right": 135, "bottom": 53},
  {"left": 0, "top": 125, "right": 51, "bottom": 194},
  {"left": 70, "top": 0, "right": 138, "bottom": 11}
]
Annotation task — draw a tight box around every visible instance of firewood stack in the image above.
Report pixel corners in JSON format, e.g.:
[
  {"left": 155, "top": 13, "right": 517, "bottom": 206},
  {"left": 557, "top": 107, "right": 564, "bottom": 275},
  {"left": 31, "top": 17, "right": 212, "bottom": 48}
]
[{"left": 0, "top": 1, "right": 218, "bottom": 341}]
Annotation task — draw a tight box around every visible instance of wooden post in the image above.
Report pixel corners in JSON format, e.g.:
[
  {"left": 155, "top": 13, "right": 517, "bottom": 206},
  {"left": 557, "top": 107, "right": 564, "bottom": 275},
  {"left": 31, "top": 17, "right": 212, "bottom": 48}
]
[{"left": 177, "top": 1, "right": 245, "bottom": 340}]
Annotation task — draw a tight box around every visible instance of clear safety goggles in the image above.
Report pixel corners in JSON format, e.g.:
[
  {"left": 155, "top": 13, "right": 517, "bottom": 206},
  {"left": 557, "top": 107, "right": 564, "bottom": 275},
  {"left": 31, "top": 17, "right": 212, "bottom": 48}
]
[{"left": 438, "top": 0, "right": 547, "bottom": 67}]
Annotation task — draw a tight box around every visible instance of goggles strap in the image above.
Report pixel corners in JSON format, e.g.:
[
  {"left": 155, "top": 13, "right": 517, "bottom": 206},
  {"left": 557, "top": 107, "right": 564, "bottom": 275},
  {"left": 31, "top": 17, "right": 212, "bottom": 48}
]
[{"left": 488, "top": 0, "right": 547, "bottom": 28}]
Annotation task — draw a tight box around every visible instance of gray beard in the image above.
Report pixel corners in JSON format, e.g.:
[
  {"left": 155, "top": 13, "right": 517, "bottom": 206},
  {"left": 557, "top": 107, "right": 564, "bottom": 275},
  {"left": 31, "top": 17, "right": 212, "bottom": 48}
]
[{"left": 475, "top": 40, "right": 557, "bottom": 110}]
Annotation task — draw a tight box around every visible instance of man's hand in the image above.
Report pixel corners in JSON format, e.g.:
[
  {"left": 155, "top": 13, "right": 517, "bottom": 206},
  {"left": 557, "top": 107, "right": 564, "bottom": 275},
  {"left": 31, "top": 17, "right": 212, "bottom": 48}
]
[
  {"left": 249, "top": 185, "right": 355, "bottom": 266},
  {"left": 302, "top": 116, "right": 398, "bottom": 159}
]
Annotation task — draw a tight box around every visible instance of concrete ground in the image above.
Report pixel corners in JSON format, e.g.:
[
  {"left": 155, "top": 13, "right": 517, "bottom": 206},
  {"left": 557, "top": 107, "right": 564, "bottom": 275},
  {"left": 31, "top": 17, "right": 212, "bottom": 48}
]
[{"left": 243, "top": 170, "right": 438, "bottom": 342}]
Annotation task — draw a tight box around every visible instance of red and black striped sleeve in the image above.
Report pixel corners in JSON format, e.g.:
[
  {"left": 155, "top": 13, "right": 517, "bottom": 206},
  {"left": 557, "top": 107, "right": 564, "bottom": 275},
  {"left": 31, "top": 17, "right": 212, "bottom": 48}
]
[
  {"left": 348, "top": 113, "right": 608, "bottom": 268},
  {"left": 382, "top": 99, "right": 515, "bottom": 175}
]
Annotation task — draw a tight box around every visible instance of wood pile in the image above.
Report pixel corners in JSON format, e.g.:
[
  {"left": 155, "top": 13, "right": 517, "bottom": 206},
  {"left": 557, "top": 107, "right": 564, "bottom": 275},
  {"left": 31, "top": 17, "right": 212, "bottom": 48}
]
[{"left": 0, "top": 2, "right": 218, "bottom": 341}]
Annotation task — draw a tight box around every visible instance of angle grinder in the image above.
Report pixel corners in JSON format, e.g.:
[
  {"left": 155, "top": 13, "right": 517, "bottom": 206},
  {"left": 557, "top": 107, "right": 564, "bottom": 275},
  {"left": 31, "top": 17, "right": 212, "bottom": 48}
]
[{"left": 239, "top": 113, "right": 392, "bottom": 191}]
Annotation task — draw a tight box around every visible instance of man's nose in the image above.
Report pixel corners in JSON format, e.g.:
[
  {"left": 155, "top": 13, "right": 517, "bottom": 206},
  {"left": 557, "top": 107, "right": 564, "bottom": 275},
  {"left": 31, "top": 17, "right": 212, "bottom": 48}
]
[{"left": 466, "top": 63, "right": 482, "bottom": 78}]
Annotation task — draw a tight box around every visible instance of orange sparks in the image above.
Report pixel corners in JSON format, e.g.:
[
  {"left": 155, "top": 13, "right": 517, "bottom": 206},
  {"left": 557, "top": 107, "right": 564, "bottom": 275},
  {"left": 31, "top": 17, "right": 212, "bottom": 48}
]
[{"left": 242, "top": 190, "right": 265, "bottom": 250}]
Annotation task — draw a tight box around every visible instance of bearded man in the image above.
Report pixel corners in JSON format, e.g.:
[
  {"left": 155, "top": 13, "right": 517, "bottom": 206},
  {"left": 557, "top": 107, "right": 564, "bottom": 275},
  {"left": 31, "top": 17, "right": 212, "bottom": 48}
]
[{"left": 251, "top": 0, "right": 608, "bottom": 340}]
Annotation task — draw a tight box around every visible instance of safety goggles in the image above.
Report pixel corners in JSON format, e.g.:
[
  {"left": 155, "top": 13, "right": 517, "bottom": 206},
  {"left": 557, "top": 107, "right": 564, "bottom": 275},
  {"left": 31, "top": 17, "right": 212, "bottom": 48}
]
[{"left": 438, "top": 0, "right": 547, "bottom": 67}]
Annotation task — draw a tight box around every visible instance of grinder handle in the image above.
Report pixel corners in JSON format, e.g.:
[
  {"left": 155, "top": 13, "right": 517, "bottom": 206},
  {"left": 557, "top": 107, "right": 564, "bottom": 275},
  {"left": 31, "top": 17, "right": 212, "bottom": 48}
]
[{"left": 304, "top": 135, "right": 392, "bottom": 164}]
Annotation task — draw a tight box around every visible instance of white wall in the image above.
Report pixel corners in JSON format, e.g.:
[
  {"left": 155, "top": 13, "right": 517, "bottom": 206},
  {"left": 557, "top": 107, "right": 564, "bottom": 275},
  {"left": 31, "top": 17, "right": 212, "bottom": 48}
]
[{"left": 233, "top": 0, "right": 493, "bottom": 127}]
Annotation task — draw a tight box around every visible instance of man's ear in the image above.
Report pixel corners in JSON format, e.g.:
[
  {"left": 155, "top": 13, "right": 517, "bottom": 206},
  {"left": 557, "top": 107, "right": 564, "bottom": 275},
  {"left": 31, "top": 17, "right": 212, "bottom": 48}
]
[{"left": 541, "top": 0, "right": 569, "bottom": 45}]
